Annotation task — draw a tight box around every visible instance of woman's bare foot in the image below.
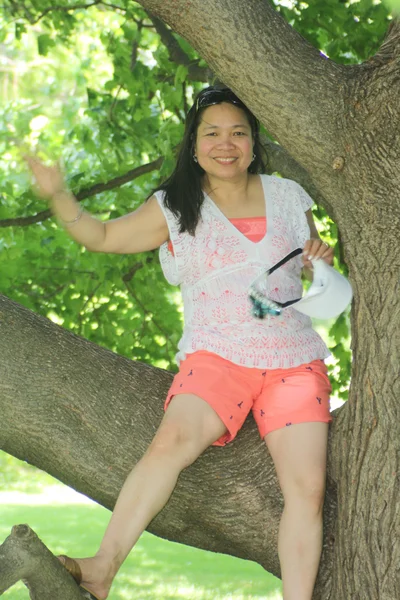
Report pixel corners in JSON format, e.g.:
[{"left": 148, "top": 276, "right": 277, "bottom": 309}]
[{"left": 58, "top": 554, "right": 116, "bottom": 600}]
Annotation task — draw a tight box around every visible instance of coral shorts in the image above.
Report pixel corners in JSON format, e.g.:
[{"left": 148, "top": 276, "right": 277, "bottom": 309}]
[{"left": 165, "top": 351, "right": 332, "bottom": 446}]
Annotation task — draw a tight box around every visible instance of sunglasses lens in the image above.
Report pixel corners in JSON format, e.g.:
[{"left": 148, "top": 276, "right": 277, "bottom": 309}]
[
  {"left": 249, "top": 294, "right": 282, "bottom": 319},
  {"left": 196, "top": 89, "right": 244, "bottom": 111}
]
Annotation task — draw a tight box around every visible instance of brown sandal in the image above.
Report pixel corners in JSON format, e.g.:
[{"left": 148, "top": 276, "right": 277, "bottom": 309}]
[{"left": 58, "top": 555, "right": 100, "bottom": 600}]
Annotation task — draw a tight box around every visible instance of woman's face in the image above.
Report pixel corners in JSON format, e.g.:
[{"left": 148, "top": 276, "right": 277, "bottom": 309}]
[{"left": 194, "top": 103, "right": 254, "bottom": 180}]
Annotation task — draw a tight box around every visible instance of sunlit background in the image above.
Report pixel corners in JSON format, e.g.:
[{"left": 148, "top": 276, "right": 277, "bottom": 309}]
[{"left": 1, "top": 0, "right": 396, "bottom": 597}]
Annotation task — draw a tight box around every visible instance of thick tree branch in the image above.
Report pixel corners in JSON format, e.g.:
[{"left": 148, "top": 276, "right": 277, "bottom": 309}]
[
  {"left": 137, "top": 0, "right": 345, "bottom": 170},
  {"left": 0, "top": 155, "right": 164, "bottom": 228},
  {"left": 0, "top": 525, "right": 85, "bottom": 599},
  {"left": 1, "top": 141, "right": 326, "bottom": 230},
  {"left": 0, "top": 293, "right": 340, "bottom": 597},
  {"left": 146, "top": 12, "right": 212, "bottom": 82},
  {"left": 129, "top": 1, "right": 400, "bottom": 286},
  {"left": 367, "top": 18, "right": 400, "bottom": 65},
  {"left": 262, "top": 138, "right": 327, "bottom": 206},
  {"left": 0, "top": 4, "right": 398, "bottom": 599}
]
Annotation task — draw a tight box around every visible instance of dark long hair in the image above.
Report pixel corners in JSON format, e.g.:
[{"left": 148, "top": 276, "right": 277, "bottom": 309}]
[{"left": 152, "top": 86, "right": 266, "bottom": 235}]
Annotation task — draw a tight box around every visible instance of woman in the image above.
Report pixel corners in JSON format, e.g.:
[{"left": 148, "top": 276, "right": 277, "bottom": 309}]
[{"left": 27, "top": 86, "right": 334, "bottom": 600}]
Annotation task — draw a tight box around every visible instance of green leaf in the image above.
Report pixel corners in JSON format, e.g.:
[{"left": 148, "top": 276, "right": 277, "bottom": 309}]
[
  {"left": 0, "top": 26, "right": 7, "bottom": 44},
  {"left": 1, "top": 0, "right": 357, "bottom": 379},
  {"left": 15, "top": 22, "right": 26, "bottom": 40},
  {"left": 384, "top": 0, "right": 400, "bottom": 14},
  {"left": 37, "top": 34, "right": 56, "bottom": 56},
  {"left": 174, "top": 64, "right": 188, "bottom": 87}
]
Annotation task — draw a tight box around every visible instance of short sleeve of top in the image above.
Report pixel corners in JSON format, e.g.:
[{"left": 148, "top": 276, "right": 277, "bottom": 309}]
[
  {"left": 154, "top": 190, "right": 184, "bottom": 286},
  {"left": 292, "top": 180, "right": 314, "bottom": 212},
  {"left": 285, "top": 179, "right": 314, "bottom": 248}
]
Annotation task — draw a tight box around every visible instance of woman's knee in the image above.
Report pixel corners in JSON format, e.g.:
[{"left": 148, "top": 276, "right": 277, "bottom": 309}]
[
  {"left": 146, "top": 419, "right": 204, "bottom": 469},
  {"left": 282, "top": 471, "right": 326, "bottom": 512}
]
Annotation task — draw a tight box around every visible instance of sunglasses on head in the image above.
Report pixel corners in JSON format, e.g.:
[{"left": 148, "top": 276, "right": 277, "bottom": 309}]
[
  {"left": 249, "top": 248, "right": 303, "bottom": 319},
  {"left": 195, "top": 88, "right": 247, "bottom": 112}
]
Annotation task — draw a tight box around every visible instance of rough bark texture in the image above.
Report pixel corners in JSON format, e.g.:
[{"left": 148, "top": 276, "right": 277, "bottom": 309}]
[
  {"left": 0, "top": 525, "right": 85, "bottom": 599},
  {"left": 0, "top": 293, "right": 340, "bottom": 595},
  {"left": 1, "top": 2, "right": 400, "bottom": 599},
  {"left": 135, "top": 4, "right": 400, "bottom": 598}
]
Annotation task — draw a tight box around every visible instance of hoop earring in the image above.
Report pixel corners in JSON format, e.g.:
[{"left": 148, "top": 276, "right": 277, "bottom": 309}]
[
  {"left": 193, "top": 154, "right": 198, "bottom": 163},
  {"left": 252, "top": 153, "right": 256, "bottom": 162}
]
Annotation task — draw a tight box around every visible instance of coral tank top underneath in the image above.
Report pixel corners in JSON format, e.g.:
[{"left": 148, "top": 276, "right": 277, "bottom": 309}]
[{"left": 168, "top": 216, "right": 266, "bottom": 254}]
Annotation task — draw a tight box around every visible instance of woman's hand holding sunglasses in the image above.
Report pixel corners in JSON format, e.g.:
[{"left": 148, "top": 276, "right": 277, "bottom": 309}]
[{"left": 302, "top": 238, "right": 334, "bottom": 269}]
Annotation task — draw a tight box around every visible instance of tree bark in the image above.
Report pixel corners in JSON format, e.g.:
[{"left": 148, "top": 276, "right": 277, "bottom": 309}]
[
  {"left": 0, "top": 293, "right": 339, "bottom": 597},
  {"left": 134, "top": 4, "right": 400, "bottom": 598},
  {"left": 1, "top": 2, "right": 399, "bottom": 599},
  {"left": 0, "top": 525, "right": 85, "bottom": 599}
]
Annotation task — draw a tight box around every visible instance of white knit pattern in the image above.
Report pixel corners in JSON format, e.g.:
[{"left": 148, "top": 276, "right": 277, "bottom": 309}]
[{"left": 156, "top": 175, "right": 330, "bottom": 369}]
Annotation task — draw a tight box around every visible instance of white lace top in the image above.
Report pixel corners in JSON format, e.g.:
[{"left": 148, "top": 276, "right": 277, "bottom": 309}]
[{"left": 155, "top": 174, "right": 330, "bottom": 369}]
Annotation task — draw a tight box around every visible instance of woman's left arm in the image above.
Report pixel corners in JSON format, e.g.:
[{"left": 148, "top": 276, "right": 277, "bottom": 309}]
[{"left": 302, "top": 210, "right": 334, "bottom": 272}]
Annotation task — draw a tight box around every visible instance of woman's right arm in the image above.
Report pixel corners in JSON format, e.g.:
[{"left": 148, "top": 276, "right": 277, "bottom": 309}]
[{"left": 26, "top": 156, "right": 169, "bottom": 254}]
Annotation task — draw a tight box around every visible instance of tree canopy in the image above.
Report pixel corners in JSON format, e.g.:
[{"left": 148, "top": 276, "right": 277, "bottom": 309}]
[
  {"left": 2, "top": 0, "right": 390, "bottom": 395},
  {"left": 0, "top": 2, "right": 399, "bottom": 599}
]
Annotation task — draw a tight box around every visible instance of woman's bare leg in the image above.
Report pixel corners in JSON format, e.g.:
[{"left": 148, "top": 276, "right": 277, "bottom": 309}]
[
  {"left": 265, "top": 422, "right": 329, "bottom": 600},
  {"left": 64, "top": 394, "right": 227, "bottom": 599}
]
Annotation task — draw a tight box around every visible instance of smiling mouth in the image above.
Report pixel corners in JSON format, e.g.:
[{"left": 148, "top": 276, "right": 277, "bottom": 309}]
[{"left": 213, "top": 157, "right": 238, "bottom": 164}]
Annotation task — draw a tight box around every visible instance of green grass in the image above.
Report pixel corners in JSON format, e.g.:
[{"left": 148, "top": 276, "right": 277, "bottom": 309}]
[{"left": 1, "top": 492, "right": 282, "bottom": 599}]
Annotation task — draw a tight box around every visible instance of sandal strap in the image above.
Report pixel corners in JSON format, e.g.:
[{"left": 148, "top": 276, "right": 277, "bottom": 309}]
[{"left": 58, "top": 554, "right": 82, "bottom": 585}]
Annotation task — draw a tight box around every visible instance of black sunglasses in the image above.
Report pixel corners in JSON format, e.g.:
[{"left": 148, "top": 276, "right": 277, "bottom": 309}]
[
  {"left": 249, "top": 248, "right": 303, "bottom": 318},
  {"left": 195, "top": 88, "right": 247, "bottom": 112}
]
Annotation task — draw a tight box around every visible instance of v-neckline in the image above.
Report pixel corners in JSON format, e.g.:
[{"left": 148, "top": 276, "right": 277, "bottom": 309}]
[{"left": 204, "top": 174, "right": 273, "bottom": 249}]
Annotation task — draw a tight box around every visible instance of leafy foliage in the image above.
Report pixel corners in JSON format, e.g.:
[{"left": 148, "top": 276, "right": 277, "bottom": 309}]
[
  {"left": 274, "top": 0, "right": 391, "bottom": 63},
  {"left": 0, "top": 450, "right": 55, "bottom": 491},
  {"left": 0, "top": 0, "right": 390, "bottom": 395}
]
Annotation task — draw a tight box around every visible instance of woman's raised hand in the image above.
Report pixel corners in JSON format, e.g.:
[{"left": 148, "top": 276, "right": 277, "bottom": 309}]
[{"left": 25, "top": 155, "right": 66, "bottom": 201}]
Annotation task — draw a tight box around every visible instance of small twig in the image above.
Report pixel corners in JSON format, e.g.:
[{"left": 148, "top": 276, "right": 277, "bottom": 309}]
[
  {"left": 130, "top": 20, "right": 142, "bottom": 72},
  {"left": 122, "top": 256, "right": 153, "bottom": 283},
  {"left": 101, "top": 1, "right": 128, "bottom": 11},
  {"left": 182, "top": 81, "right": 189, "bottom": 116},
  {"left": 146, "top": 11, "right": 211, "bottom": 82},
  {"left": 29, "top": 0, "right": 102, "bottom": 25},
  {"left": 122, "top": 257, "right": 171, "bottom": 343},
  {"left": 80, "top": 281, "right": 104, "bottom": 313},
  {"left": 124, "top": 281, "right": 171, "bottom": 340},
  {"left": 39, "top": 267, "right": 98, "bottom": 276},
  {"left": 108, "top": 84, "right": 123, "bottom": 120},
  {"left": 42, "top": 284, "right": 68, "bottom": 300},
  {"left": 26, "top": 0, "right": 129, "bottom": 25}
]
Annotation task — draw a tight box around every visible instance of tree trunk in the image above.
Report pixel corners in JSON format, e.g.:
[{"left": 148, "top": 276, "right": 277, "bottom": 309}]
[
  {"left": 135, "top": 3, "right": 400, "bottom": 598},
  {"left": 1, "top": 1, "right": 399, "bottom": 598}
]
